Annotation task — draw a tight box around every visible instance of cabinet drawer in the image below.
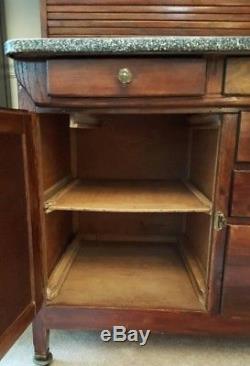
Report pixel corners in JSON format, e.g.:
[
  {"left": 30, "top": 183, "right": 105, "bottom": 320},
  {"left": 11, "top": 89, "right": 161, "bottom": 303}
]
[
  {"left": 47, "top": 58, "right": 207, "bottom": 98},
  {"left": 237, "top": 112, "right": 250, "bottom": 162},
  {"left": 222, "top": 225, "right": 250, "bottom": 316},
  {"left": 224, "top": 58, "right": 250, "bottom": 95},
  {"left": 231, "top": 171, "right": 250, "bottom": 217}
]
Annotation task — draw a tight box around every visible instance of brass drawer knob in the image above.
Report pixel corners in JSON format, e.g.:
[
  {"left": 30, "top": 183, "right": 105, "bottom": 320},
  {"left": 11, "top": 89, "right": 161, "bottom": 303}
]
[{"left": 118, "top": 68, "right": 133, "bottom": 85}]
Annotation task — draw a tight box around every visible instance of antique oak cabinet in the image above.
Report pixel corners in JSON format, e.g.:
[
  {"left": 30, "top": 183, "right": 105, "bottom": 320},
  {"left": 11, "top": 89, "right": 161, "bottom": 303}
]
[{"left": 2, "top": 1, "right": 250, "bottom": 365}]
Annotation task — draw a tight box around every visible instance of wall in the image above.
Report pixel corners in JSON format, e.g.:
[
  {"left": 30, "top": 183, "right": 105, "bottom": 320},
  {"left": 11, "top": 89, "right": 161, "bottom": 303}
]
[{"left": 4, "top": 0, "right": 41, "bottom": 108}]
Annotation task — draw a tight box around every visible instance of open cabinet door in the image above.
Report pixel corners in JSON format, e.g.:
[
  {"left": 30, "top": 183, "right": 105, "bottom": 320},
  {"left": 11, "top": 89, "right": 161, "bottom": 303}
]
[{"left": 0, "top": 109, "right": 44, "bottom": 359}]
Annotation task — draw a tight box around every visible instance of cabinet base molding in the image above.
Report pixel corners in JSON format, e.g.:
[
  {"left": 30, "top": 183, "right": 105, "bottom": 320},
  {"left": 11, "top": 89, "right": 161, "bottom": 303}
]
[{"left": 39, "top": 306, "right": 250, "bottom": 336}]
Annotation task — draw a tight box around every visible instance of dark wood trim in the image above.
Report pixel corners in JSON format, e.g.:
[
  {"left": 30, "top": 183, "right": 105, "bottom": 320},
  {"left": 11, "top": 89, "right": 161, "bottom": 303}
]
[
  {"left": 42, "top": 305, "right": 250, "bottom": 335},
  {"left": 25, "top": 114, "right": 47, "bottom": 310},
  {"left": 207, "top": 113, "right": 239, "bottom": 313}
]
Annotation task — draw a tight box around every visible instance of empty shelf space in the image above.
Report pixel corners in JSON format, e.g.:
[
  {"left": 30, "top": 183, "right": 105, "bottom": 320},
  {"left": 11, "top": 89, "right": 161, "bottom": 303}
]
[
  {"left": 47, "top": 239, "right": 204, "bottom": 311},
  {"left": 44, "top": 179, "right": 212, "bottom": 214}
]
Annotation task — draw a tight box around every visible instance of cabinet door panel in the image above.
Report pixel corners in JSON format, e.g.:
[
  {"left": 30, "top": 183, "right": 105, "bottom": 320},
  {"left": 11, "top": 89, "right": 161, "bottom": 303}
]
[
  {"left": 231, "top": 171, "right": 250, "bottom": 217},
  {"left": 0, "top": 110, "right": 43, "bottom": 359},
  {"left": 237, "top": 112, "right": 250, "bottom": 162},
  {"left": 222, "top": 225, "right": 250, "bottom": 316},
  {"left": 224, "top": 58, "right": 250, "bottom": 95}
]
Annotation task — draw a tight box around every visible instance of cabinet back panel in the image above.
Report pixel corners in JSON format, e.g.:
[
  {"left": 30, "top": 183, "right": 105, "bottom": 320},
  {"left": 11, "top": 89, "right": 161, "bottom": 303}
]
[
  {"left": 78, "top": 212, "right": 184, "bottom": 242},
  {"left": 77, "top": 115, "right": 188, "bottom": 180},
  {"left": 0, "top": 135, "right": 31, "bottom": 336}
]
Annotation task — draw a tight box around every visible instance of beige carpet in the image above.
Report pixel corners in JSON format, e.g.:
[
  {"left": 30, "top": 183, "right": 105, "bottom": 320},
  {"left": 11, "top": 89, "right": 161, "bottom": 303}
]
[{"left": 2, "top": 326, "right": 250, "bottom": 366}]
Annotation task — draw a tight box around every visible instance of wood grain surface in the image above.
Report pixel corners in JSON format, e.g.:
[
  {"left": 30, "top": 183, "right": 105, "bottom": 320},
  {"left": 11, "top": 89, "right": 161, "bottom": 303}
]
[
  {"left": 231, "top": 171, "right": 250, "bottom": 217},
  {"left": 222, "top": 225, "right": 250, "bottom": 316},
  {"left": 45, "top": 179, "right": 212, "bottom": 213},
  {"left": 40, "top": 0, "right": 250, "bottom": 36},
  {"left": 47, "top": 58, "right": 206, "bottom": 98},
  {"left": 237, "top": 112, "right": 250, "bottom": 162}
]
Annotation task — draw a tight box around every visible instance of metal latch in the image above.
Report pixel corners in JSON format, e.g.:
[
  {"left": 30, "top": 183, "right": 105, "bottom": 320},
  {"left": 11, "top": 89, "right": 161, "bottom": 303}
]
[{"left": 214, "top": 211, "right": 227, "bottom": 231}]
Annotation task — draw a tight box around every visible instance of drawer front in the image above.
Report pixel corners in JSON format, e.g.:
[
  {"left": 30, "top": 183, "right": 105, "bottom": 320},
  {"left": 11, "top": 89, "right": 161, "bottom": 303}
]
[
  {"left": 47, "top": 58, "right": 207, "bottom": 98},
  {"left": 222, "top": 225, "right": 250, "bottom": 316},
  {"left": 231, "top": 171, "right": 250, "bottom": 217},
  {"left": 237, "top": 112, "right": 250, "bottom": 162},
  {"left": 224, "top": 58, "right": 250, "bottom": 95}
]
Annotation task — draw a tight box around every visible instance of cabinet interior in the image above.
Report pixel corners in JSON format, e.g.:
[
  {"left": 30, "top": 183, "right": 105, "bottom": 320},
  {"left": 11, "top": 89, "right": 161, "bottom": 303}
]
[{"left": 39, "top": 113, "right": 221, "bottom": 312}]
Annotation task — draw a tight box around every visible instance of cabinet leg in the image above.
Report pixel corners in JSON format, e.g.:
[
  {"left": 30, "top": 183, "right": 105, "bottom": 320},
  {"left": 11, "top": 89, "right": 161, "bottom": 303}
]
[{"left": 32, "top": 311, "right": 53, "bottom": 366}]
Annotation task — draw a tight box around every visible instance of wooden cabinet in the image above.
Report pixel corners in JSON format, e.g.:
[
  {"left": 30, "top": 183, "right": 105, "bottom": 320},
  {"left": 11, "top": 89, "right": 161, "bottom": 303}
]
[
  {"left": 2, "top": 104, "right": 250, "bottom": 365},
  {"left": 2, "top": 2, "right": 250, "bottom": 363},
  {"left": 3, "top": 29, "right": 250, "bottom": 366}
]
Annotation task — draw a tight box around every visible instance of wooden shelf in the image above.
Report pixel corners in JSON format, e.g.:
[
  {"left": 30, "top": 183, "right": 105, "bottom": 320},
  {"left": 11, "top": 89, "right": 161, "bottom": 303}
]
[
  {"left": 47, "top": 239, "right": 204, "bottom": 311},
  {"left": 45, "top": 179, "right": 212, "bottom": 214}
]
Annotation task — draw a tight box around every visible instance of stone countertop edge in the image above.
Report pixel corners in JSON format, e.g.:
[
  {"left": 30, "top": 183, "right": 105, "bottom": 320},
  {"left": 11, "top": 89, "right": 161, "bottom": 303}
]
[{"left": 4, "top": 36, "right": 250, "bottom": 58}]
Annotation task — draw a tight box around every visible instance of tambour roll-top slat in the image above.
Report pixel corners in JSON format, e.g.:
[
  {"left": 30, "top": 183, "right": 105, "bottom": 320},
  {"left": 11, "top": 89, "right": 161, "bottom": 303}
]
[{"left": 41, "top": 0, "right": 250, "bottom": 37}]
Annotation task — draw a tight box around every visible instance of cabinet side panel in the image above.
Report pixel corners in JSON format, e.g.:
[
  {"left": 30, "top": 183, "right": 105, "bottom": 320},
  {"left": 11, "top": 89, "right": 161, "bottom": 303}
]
[
  {"left": 38, "top": 114, "right": 74, "bottom": 276},
  {"left": 46, "top": 212, "right": 74, "bottom": 275},
  {"left": 185, "top": 213, "right": 211, "bottom": 278},
  {"left": 39, "top": 114, "right": 71, "bottom": 191}
]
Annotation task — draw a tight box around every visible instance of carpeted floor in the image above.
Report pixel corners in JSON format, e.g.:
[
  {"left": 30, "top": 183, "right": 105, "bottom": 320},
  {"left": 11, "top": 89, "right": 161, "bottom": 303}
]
[{"left": 2, "top": 326, "right": 250, "bottom": 366}]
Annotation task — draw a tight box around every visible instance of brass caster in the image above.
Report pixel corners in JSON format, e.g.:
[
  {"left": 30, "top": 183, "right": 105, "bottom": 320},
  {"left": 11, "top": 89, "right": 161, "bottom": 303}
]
[{"left": 34, "top": 352, "right": 53, "bottom": 366}]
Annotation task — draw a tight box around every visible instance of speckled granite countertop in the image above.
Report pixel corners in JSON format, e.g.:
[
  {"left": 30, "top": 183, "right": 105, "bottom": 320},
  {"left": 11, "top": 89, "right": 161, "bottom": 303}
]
[{"left": 5, "top": 36, "right": 250, "bottom": 58}]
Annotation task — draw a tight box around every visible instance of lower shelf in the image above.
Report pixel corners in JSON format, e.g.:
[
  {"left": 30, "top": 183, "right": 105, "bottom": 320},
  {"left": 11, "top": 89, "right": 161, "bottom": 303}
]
[{"left": 47, "top": 240, "right": 204, "bottom": 311}]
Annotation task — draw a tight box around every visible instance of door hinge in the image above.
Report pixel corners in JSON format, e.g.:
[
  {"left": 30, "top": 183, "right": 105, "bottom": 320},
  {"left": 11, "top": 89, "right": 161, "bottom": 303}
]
[
  {"left": 214, "top": 211, "right": 227, "bottom": 231},
  {"left": 44, "top": 201, "right": 55, "bottom": 214}
]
